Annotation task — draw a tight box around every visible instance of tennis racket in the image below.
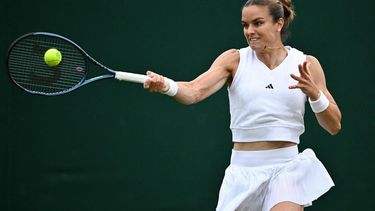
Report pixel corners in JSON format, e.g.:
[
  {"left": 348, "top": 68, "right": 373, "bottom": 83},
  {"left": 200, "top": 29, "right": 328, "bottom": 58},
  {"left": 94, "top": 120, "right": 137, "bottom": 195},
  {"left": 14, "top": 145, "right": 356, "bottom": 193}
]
[{"left": 6, "top": 32, "right": 151, "bottom": 96}]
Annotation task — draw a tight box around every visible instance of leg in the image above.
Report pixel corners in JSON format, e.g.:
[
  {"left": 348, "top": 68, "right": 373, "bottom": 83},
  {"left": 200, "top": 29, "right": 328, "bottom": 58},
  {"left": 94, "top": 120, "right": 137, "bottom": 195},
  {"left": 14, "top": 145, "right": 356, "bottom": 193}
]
[{"left": 270, "top": 201, "right": 304, "bottom": 211}]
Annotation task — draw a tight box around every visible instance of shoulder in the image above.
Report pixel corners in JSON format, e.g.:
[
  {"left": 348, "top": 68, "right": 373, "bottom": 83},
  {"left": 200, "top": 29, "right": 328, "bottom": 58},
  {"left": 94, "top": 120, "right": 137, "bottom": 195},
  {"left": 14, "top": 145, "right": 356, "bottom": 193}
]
[
  {"left": 219, "top": 48, "right": 240, "bottom": 61},
  {"left": 220, "top": 47, "right": 251, "bottom": 59},
  {"left": 306, "top": 55, "right": 320, "bottom": 64},
  {"left": 306, "top": 55, "right": 326, "bottom": 85},
  {"left": 306, "top": 55, "right": 324, "bottom": 73},
  {"left": 213, "top": 48, "right": 240, "bottom": 71}
]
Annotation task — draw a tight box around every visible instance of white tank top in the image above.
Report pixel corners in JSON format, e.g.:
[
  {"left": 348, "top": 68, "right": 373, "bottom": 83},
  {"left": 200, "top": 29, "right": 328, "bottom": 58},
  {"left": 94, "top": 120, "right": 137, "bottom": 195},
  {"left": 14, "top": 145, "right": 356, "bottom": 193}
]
[{"left": 228, "top": 46, "right": 307, "bottom": 144}]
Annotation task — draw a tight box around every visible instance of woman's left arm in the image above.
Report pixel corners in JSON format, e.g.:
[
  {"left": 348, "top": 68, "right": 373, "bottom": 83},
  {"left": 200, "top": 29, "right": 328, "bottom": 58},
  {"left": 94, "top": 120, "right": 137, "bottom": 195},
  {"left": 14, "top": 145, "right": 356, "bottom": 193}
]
[{"left": 289, "top": 55, "right": 342, "bottom": 135}]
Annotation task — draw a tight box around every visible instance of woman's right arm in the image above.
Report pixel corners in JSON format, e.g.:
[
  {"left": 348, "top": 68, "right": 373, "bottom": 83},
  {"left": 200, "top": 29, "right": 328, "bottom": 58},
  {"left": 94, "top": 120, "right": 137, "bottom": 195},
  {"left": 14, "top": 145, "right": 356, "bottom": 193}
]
[{"left": 144, "top": 49, "right": 239, "bottom": 105}]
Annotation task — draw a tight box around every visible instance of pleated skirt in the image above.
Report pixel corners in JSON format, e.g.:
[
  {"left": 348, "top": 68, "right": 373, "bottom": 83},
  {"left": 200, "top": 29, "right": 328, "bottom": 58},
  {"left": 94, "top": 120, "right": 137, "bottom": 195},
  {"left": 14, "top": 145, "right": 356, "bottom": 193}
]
[{"left": 216, "top": 146, "right": 334, "bottom": 211}]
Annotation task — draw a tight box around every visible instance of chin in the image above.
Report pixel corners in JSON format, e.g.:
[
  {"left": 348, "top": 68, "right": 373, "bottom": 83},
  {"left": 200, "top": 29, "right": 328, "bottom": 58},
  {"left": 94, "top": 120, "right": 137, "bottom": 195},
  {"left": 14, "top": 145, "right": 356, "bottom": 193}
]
[{"left": 248, "top": 43, "right": 262, "bottom": 51}]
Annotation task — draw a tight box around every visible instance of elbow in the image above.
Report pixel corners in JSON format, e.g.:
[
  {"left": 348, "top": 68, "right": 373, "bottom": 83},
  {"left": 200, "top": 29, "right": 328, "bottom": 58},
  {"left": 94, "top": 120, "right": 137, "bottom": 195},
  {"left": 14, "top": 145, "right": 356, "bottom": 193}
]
[
  {"left": 329, "top": 113, "right": 342, "bottom": 136},
  {"left": 174, "top": 82, "right": 203, "bottom": 105},
  {"left": 181, "top": 87, "right": 205, "bottom": 105},
  {"left": 176, "top": 93, "right": 201, "bottom": 105},
  {"left": 178, "top": 99, "right": 197, "bottom": 106},
  {"left": 328, "top": 122, "right": 341, "bottom": 136}
]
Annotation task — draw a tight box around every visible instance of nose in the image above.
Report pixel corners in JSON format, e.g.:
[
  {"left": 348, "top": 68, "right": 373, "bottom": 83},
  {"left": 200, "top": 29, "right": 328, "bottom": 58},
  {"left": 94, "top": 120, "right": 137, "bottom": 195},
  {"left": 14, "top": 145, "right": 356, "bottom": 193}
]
[{"left": 245, "top": 24, "right": 255, "bottom": 36}]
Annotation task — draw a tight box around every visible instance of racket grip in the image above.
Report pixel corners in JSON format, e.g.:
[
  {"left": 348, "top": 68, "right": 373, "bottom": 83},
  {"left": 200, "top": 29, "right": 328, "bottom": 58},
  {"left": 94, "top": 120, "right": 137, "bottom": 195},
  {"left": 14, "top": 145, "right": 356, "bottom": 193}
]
[{"left": 115, "top": 72, "right": 150, "bottom": 84}]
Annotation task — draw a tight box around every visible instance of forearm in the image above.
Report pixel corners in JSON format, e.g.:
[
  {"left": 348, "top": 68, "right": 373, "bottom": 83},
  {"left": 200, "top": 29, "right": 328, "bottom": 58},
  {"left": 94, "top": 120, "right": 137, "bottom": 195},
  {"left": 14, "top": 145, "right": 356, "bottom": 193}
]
[
  {"left": 145, "top": 49, "right": 237, "bottom": 104},
  {"left": 315, "top": 102, "right": 342, "bottom": 135},
  {"left": 309, "top": 90, "right": 342, "bottom": 135},
  {"left": 173, "top": 81, "right": 203, "bottom": 105}
]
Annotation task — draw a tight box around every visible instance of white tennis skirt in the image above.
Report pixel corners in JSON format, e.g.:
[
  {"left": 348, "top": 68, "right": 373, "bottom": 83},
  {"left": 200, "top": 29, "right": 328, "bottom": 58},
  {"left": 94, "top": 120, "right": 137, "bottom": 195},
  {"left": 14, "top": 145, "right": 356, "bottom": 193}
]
[{"left": 216, "top": 146, "right": 334, "bottom": 211}]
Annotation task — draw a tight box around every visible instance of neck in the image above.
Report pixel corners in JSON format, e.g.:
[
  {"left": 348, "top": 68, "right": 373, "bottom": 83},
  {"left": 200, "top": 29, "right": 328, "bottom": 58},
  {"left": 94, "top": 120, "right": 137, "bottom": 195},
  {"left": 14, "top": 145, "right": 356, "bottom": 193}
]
[
  {"left": 255, "top": 46, "right": 288, "bottom": 70},
  {"left": 263, "top": 42, "right": 284, "bottom": 49}
]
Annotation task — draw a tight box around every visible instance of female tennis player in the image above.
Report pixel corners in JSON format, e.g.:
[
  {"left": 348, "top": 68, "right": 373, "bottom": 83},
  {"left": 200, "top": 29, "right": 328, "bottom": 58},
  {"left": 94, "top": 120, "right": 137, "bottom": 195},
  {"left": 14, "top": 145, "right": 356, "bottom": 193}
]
[{"left": 144, "top": 0, "right": 341, "bottom": 210}]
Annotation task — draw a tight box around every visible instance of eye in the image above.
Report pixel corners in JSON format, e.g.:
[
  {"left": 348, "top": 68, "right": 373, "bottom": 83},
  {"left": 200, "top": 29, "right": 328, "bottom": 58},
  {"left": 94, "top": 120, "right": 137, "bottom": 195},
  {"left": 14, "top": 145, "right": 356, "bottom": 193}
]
[
  {"left": 254, "top": 21, "right": 264, "bottom": 27},
  {"left": 242, "top": 22, "right": 249, "bottom": 29}
]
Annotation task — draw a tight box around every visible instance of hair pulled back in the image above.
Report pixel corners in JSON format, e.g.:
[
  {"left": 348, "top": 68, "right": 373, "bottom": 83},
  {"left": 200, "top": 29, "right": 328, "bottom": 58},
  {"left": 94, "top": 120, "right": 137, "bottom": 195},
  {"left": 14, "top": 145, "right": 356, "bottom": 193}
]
[{"left": 243, "top": 0, "right": 295, "bottom": 42}]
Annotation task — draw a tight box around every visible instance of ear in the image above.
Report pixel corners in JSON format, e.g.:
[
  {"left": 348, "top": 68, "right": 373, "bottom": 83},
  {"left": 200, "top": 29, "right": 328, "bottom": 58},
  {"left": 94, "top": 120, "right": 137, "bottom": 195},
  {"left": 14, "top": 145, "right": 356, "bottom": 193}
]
[{"left": 276, "top": 18, "right": 284, "bottom": 32}]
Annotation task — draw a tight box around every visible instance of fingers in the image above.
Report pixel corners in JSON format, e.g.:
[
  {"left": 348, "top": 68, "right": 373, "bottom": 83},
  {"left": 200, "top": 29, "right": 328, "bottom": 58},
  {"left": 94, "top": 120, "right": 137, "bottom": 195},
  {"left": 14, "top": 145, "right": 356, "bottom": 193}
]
[
  {"left": 289, "top": 61, "right": 319, "bottom": 99},
  {"left": 143, "top": 71, "right": 151, "bottom": 88},
  {"left": 298, "top": 61, "right": 311, "bottom": 77},
  {"left": 144, "top": 70, "right": 166, "bottom": 92},
  {"left": 290, "top": 61, "right": 312, "bottom": 90},
  {"left": 290, "top": 73, "right": 301, "bottom": 81},
  {"left": 293, "top": 61, "right": 311, "bottom": 83},
  {"left": 288, "top": 74, "right": 303, "bottom": 89}
]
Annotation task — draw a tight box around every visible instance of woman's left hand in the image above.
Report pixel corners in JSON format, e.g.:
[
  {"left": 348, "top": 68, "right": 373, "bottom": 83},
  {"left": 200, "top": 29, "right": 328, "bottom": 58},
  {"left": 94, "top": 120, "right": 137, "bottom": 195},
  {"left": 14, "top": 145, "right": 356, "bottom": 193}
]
[{"left": 289, "top": 61, "right": 321, "bottom": 100}]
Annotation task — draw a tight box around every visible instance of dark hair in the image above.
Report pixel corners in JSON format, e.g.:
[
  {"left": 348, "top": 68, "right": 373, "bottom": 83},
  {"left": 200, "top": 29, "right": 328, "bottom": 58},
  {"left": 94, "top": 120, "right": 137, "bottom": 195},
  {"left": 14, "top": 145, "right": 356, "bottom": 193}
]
[{"left": 243, "top": 0, "right": 295, "bottom": 42}]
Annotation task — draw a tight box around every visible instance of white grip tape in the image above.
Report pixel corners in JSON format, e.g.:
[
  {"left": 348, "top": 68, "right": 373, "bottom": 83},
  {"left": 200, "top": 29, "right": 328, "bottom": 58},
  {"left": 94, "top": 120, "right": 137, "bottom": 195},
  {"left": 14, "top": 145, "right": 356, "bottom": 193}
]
[
  {"left": 115, "top": 72, "right": 150, "bottom": 84},
  {"left": 163, "top": 78, "right": 178, "bottom": 96},
  {"left": 309, "top": 90, "right": 330, "bottom": 113}
]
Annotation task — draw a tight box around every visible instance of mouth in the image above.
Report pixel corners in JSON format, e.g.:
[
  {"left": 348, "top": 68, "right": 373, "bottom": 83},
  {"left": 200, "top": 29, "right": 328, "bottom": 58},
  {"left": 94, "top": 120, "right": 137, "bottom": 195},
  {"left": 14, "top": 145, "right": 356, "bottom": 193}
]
[{"left": 248, "top": 37, "right": 260, "bottom": 44}]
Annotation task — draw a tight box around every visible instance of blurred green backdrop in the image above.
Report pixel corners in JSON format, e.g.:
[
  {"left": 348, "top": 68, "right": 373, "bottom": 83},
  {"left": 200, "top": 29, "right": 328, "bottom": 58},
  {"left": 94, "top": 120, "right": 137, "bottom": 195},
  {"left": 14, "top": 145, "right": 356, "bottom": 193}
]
[{"left": 1, "top": 0, "right": 374, "bottom": 210}]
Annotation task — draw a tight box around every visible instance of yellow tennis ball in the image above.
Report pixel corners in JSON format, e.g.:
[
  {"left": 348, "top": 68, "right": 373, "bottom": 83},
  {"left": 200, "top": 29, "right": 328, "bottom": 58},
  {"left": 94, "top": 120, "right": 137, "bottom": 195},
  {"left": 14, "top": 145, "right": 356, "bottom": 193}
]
[{"left": 44, "top": 48, "right": 62, "bottom": 67}]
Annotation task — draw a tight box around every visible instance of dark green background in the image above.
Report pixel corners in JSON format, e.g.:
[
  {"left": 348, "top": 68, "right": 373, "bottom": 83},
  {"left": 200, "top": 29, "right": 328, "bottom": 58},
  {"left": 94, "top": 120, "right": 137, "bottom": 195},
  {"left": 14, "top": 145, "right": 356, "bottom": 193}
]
[{"left": 1, "top": 0, "right": 374, "bottom": 210}]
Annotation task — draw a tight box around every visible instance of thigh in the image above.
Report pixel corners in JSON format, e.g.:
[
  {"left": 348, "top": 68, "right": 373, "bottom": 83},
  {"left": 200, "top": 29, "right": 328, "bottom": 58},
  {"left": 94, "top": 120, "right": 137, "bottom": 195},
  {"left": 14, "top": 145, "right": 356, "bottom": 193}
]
[{"left": 270, "top": 201, "right": 304, "bottom": 211}]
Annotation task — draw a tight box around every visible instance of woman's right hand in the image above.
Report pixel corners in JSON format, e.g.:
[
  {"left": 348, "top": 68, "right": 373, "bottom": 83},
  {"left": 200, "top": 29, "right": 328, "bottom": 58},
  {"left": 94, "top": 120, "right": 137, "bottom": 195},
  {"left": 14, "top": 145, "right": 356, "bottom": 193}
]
[{"left": 144, "top": 71, "right": 169, "bottom": 93}]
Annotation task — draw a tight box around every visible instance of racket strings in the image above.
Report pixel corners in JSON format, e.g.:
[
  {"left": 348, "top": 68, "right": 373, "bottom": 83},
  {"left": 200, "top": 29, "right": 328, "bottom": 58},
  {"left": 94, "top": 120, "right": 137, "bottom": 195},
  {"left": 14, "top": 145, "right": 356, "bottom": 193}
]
[{"left": 8, "top": 35, "right": 87, "bottom": 95}]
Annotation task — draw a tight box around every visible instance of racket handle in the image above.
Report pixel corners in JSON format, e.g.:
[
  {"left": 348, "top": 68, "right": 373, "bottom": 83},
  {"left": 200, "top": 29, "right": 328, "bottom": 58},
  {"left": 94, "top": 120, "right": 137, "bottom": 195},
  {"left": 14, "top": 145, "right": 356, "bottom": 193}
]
[{"left": 115, "top": 72, "right": 150, "bottom": 83}]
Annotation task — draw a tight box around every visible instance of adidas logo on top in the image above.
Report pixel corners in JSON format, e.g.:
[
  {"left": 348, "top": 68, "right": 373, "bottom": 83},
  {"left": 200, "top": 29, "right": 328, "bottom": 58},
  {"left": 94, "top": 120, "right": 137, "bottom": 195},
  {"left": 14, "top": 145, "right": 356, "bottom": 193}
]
[{"left": 265, "top": 84, "right": 274, "bottom": 89}]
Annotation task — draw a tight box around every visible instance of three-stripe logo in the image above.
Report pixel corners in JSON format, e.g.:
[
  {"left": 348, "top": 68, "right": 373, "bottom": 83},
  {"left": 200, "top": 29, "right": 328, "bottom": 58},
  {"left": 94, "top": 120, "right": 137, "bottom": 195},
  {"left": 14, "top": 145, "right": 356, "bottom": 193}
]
[{"left": 265, "top": 84, "right": 274, "bottom": 89}]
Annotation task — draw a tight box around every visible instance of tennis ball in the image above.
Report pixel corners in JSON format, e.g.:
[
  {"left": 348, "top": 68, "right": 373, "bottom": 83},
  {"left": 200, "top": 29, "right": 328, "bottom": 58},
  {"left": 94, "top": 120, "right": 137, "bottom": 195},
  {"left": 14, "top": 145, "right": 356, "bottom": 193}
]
[{"left": 44, "top": 48, "right": 62, "bottom": 67}]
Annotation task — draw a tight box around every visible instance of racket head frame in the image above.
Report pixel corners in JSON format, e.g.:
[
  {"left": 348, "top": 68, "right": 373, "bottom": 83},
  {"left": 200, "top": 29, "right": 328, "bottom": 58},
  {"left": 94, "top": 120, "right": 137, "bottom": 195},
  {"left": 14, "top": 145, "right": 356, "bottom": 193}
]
[{"left": 6, "top": 32, "right": 117, "bottom": 96}]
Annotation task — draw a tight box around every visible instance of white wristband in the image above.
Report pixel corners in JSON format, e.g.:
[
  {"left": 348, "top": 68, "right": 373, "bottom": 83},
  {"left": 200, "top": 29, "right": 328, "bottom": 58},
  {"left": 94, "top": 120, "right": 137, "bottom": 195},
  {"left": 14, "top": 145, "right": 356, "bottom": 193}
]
[
  {"left": 163, "top": 78, "right": 178, "bottom": 96},
  {"left": 309, "top": 90, "right": 330, "bottom": 113}
]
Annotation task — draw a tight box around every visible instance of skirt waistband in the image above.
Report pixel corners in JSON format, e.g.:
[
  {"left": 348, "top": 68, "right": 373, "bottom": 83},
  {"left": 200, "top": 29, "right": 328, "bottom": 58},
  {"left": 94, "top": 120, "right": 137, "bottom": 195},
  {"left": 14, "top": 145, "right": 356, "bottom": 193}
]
[{"left": 230, "top": 145, "right": 299, "bottom": 167}]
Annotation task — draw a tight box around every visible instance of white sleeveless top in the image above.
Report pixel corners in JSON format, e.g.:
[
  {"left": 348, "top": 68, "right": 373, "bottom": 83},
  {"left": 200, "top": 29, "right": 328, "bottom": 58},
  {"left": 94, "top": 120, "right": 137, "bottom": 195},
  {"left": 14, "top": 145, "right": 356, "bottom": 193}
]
[{"left": 228, "top": 46, "right": 307, "bottom": 144}]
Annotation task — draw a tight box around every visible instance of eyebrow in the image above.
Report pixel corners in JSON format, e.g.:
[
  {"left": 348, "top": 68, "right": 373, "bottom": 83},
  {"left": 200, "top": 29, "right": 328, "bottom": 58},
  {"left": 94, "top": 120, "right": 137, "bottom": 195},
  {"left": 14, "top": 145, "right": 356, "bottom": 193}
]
[
  {"left": 242, "top": 17, "right": 265, "bottom": 24},
  {"left": 252, "top": 17, "right": 265, "bottom": 22}
]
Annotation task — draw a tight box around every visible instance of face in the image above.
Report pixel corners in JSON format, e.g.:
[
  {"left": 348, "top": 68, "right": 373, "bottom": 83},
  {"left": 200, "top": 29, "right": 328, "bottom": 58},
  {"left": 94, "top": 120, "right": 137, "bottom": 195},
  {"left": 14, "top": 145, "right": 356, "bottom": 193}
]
[{"left": 241, "top": 5, "right": 284, "bottom": 51}]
